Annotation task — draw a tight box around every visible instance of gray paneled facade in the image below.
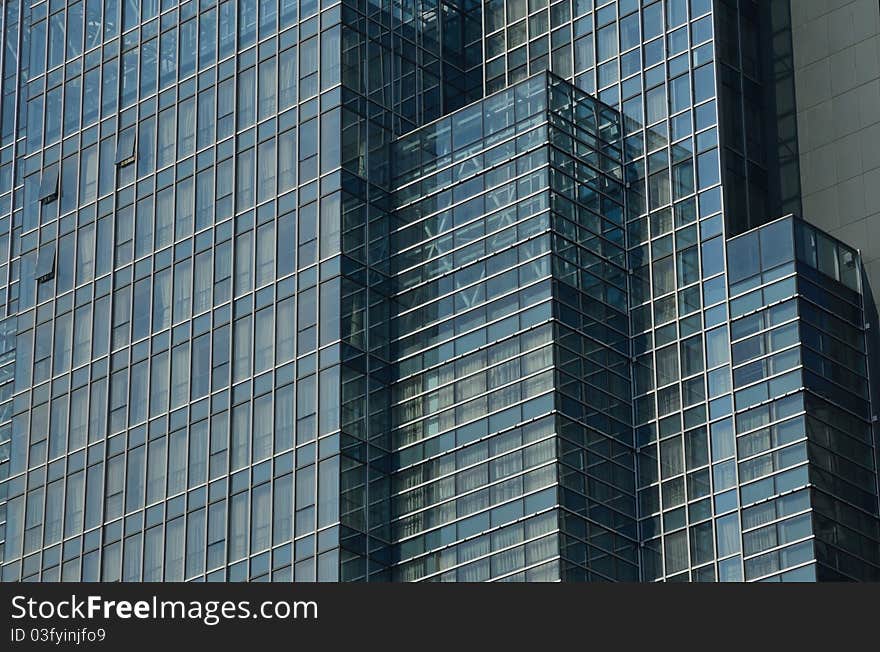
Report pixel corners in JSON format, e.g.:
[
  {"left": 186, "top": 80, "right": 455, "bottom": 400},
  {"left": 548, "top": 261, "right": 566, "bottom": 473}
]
[
  {"left": 0, "top": 0, "right": 878, "bottom": 583},
  {"left": 791, "top": 0, "right": 880, "bottom": 294}
]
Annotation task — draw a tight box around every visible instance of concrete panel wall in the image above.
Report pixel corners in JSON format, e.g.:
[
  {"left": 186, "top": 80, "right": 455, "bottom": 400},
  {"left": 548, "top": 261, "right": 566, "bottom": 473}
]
[{"left": 791, "top": 0, "right": 880, "bottom": 294}]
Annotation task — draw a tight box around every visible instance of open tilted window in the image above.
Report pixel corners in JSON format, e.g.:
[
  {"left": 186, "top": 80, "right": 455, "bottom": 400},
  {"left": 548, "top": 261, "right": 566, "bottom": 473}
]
[
  {"left": 36, "top": 244, "right": 56, "bottom": 283},
  {"left": 38, "top": 165, "right": 59, "bottom": 204},
  {"left": 115, "top": 128, "right": 137, "bottom": 166}
]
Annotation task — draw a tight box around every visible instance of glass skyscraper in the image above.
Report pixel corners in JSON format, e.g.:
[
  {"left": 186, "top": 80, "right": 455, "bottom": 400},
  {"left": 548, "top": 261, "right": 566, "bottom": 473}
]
[{"left": 0, "top": 0, "right": 878, "bottom": 583}]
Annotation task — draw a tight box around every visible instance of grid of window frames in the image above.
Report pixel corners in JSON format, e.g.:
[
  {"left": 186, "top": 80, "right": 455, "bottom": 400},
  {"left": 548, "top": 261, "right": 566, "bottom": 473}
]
[
  {"left": 0, "top": 0, "right": 365, "bottom": 583},
  {"left": 390, "top": 75, "right": 566, "bottom": 582},
  {"left": 334, "top": 0, "right": 493, "bottom": 580},
  {"left": 726, "top": 217, "right": 880, "bottom": 581},
  {"left": 713, "top": 0, "right": 802, "bottom": 235},
  {"left": 0, "top": 1, "right": 19, "bottom": 327},
  {"left": 2, "top": 0, "right": 878, "bottom": 585},
  {"left": 388, "top": 73, "right": 638, "bottom": 581},
  {"left": 0, "top": 0, "right": 513, "bottom": 583},
  {"left": 491, "top": 0, "right": 728, "bottom": 581},
  {"left": 546, "top": 77, "right": 638, "bottom": 580}
]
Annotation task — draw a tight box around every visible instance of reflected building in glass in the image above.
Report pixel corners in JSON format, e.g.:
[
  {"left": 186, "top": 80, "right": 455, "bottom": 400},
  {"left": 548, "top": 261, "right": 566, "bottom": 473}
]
[{"left": 0, "top": 0, "right": 877, "bottom": 582}]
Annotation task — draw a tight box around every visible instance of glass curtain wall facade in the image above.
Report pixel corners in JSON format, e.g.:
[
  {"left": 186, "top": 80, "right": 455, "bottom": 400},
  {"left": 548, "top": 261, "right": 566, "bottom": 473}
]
[
  {"left": 0, "top": 0, "right": 479, "bottom": 584},
  {"left": 389, "top": 74, "right": 637, "bottom": 581},
  {"left": 0, "top": 0, "right": 878, "bottom": 583},
  {"left": 476, "top": 0, "right": 879, "bottom": 581},
  {"left": 727, "top": 217, "right": 880, "bottom": 581}
]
